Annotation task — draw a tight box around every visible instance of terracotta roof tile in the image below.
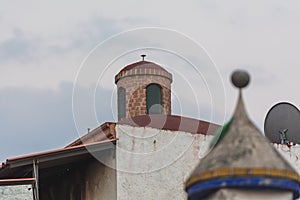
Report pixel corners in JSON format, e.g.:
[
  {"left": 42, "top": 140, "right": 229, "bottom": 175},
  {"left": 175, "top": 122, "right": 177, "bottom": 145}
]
[{"left": 118, "top": 114, "right": 220, "bottom": 135}]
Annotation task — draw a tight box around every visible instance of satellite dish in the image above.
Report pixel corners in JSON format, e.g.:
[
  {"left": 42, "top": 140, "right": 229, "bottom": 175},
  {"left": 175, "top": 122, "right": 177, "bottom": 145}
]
[{"left": 264, "top": 102, "right": 300, "bottom": 144}]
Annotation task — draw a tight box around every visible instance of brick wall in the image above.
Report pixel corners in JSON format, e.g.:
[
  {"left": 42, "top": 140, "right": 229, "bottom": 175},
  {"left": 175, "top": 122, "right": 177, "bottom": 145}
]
[{"left": 115, "top": 66, "right": 172, "bottom": 120}]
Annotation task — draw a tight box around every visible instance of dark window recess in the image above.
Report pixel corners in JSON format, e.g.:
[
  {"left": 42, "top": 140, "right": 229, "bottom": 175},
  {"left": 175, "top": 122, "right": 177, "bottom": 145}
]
[
  {"left": 146, "top": 84, "right": 163, "bottom": 114},
  {"left": 118, "top": 87, "right": 126, "bottom": 119}
]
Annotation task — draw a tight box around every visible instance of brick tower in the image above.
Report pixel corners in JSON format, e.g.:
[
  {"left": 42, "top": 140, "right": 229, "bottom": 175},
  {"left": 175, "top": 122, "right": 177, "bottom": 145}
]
[{"left": 115, "top": 56, "right": 173, "bottom": 121}]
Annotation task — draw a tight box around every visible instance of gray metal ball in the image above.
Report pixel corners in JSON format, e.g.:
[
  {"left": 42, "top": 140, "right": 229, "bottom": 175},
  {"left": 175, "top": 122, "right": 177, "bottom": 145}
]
[{"left": 231, "top": 70, "right": 250, "bottom": 88}]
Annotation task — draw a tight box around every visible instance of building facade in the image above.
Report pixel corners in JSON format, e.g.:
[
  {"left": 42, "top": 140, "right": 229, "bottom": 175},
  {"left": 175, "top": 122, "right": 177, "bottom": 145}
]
[{"left": 1, "top": 59, "right": 300, "bottom": 200}]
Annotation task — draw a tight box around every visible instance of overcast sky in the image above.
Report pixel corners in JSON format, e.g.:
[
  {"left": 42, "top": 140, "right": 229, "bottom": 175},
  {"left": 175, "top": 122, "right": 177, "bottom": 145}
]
[{"left": 1, "top": 0, "right": 300, "bottom": 162}]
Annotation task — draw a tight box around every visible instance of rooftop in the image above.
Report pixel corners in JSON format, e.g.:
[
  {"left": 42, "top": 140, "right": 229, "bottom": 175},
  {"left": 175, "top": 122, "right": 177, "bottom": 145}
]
[
  {"left": 118, "top": 61, "right": 167, "bottom": 74},
  {"left": 115, "top": 60, "right": 172, "bottom": 83}
]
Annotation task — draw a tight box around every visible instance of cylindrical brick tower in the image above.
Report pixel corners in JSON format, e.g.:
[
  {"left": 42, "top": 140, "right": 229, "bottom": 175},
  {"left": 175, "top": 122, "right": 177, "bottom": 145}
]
[{"left": 115, "top": 57, "right": 173, "bottom": 121}]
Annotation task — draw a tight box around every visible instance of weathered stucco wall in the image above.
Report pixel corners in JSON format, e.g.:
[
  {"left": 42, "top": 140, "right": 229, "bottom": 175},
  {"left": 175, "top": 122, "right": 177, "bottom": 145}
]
[
  {"left": 275, "top": 145, "right": 300, "bottom": 200},
  {"left": 116, "top": 125, "right": 300, "bottom": 200},
  {"left": 273, "top": 144, "right": 300, "bottom": 173},
  {"left": 204, "top": 189, "right": 292, "bottom": 200},
  {"left": 0, "top": 185, "right": 33, "bottom": 200},
  {"left": 83, "top": 156, "right": 116, "bottom": 200},
  {"left": 116, "top": 124, "right": 213, "bottom": 200}
]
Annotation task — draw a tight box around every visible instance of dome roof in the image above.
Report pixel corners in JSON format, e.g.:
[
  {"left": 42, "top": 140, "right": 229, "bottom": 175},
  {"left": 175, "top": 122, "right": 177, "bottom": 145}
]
[
  {"left": 119, "top": 61, "right": 168, "bottom": 74},
  {"left": 115, "top": 60, "right": 172, "bottom": 84}
]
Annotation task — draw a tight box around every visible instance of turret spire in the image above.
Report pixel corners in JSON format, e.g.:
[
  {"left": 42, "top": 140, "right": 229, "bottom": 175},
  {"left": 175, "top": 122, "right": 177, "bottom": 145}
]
[{"left": 185, "top": 70, "right": 300, "bottom": 200}]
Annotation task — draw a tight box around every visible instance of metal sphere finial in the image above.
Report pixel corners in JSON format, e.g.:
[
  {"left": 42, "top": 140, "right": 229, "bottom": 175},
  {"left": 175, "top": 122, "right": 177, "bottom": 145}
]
[{"left": 231, "top": 70, "right": 250, "bottom": 89}]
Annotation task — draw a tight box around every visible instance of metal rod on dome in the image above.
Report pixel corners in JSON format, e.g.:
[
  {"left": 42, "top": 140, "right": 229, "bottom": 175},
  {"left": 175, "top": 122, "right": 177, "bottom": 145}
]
[{"left": 141, "top": 54, "right": 146, "bottom": 61}]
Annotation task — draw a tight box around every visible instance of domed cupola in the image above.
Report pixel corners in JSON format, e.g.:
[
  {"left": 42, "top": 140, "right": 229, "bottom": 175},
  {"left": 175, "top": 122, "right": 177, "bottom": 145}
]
[{"left": 115, "top": 55, "right": 173, "bottom": 121}]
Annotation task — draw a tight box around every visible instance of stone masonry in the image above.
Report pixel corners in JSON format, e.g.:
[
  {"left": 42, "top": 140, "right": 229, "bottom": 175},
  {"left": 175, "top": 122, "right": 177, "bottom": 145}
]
[{"left": 115, "top": 61, "right": 172, "bottom": 120}]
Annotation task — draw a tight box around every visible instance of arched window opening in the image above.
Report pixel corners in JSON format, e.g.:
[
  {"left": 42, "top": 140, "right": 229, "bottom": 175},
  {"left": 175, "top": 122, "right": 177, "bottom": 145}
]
[
  {"left": 146, "top": 84, "right": 163, "bottom": 114},
  {"left": 118, "top": 87, "right": 126, "bottom": 120}
]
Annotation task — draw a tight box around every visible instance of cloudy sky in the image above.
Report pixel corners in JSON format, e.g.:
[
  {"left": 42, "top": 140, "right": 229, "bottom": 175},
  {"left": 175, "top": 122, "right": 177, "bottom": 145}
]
[{"left": 1, "top": 0, "right": 300, "bottom": 162}]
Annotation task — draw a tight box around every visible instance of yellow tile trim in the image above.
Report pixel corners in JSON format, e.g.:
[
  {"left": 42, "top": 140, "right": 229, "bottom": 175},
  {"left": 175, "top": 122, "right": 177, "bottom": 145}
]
[
  {"left": 232, "top": 168, "right": 248, "bottom": 175},
  {"left": 201, "top": 171, "right": 213, "bottom": 180},
  {"left": 269, "top": 169, "right": 284, "bottom": 177},
  {"left": 285, "top": 171, "right": 299, "bottom": 181},
  {"left": 215, "top": 168, "right": 231, "bottom": 177},
  {"left": 251, "top": 168, "right": 268, "bottom": 176},
  {"left": 185, "top": 168, "right": 300, "bottom": 189}
]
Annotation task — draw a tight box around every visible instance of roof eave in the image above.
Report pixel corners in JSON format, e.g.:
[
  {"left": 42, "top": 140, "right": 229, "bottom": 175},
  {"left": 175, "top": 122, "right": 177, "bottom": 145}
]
[
  {"left": 0, "top": 178, "right": 36, "bottom": 186},
  {"left": 66, "top": 122, "right": 116, "bottom": 147},
  {"left": 5, "top": 139, "right": 117, "bottom": 169}
]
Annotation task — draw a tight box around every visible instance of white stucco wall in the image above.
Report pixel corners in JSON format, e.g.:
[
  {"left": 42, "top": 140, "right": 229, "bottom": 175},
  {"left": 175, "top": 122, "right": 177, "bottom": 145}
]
[
  {"left": 116, "top": 124, "right": 214, "bottom": 200},
  {"left": 116, "top": 125, "right": 300, "bottom": 200},
  {"left": 204, "top": 189, "right": 293, "bottom": 200},
  {"left": 0, "top": 185, "right": 33, "bottom": 200},
  {"left": 273, "top": 144, "right": 300, "bottom": 200},
  {"left": 273, "top": 144, "right": 300, "bottom": 173}
]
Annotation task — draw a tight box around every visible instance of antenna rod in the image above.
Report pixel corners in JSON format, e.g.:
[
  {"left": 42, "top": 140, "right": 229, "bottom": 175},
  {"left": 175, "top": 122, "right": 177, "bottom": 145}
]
[{"left": 141, "top": 54, "right": 146, "bottom": 61}]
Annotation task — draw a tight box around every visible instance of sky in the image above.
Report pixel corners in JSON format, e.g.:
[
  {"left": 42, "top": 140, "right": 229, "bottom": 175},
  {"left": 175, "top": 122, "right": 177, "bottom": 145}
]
[{"left": 1, "top": 0, "right": 300, "bottom": 162}]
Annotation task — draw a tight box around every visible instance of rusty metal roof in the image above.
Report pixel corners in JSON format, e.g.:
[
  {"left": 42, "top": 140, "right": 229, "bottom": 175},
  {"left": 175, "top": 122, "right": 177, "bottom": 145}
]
[
  {"left": 0, "top": 139, "right": 117, "bottom": 179},
  {"left": 0, "top": 178, "right": 36, "bottom": 186},
  {"left": 66, "top": 122, "right": 116, "bottom": 147}
]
